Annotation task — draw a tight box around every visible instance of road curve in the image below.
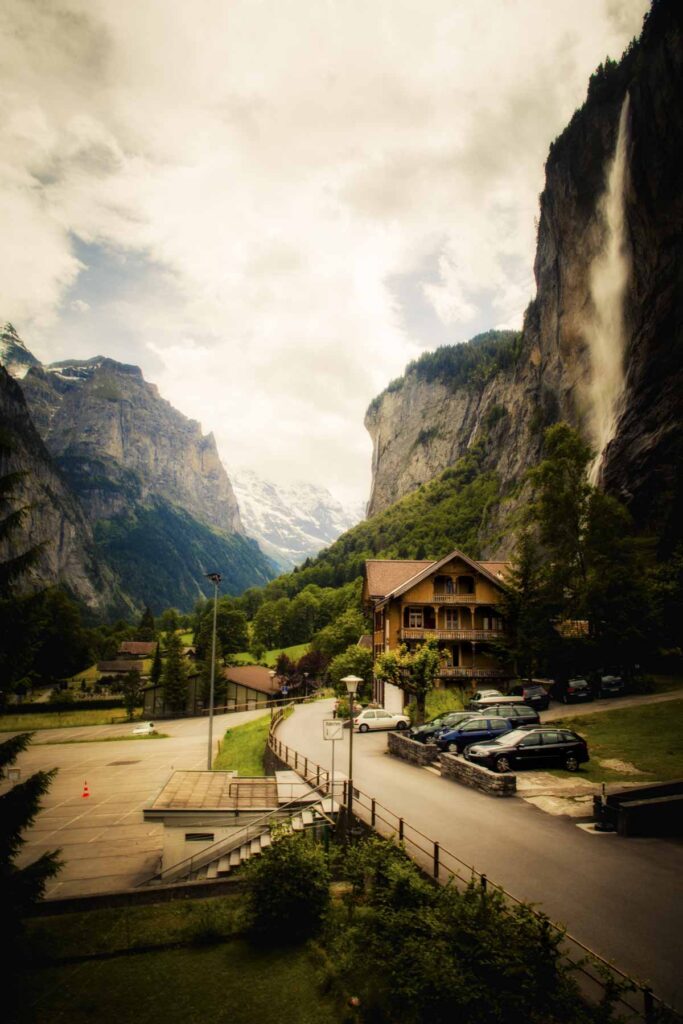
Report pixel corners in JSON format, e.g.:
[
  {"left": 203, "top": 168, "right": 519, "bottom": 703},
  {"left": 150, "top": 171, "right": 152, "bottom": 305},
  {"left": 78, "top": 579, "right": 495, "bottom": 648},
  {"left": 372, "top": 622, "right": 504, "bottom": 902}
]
[{"left": 277, "top": 699, "right": 683, "bottom": 1011}]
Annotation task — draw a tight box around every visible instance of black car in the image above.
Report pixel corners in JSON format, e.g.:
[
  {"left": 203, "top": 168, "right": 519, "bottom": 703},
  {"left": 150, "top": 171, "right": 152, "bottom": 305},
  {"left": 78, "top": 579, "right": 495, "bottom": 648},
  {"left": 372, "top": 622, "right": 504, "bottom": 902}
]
[
  {"left": 408, "top": 711, "right": 482, "bottom": 743},
  {"left": 483, "top": 704, "right": 541, "bottom": 726},
  {"left": 509, "top": 682, "right": 550, "bottom": 710},
  {"left": 549, "top": 678, "right": 594, "bottom": 704},
  {"left": 465, "top": 727, "right": 589, "bottom": 773},
  {"left": 595, "top": 674, "right": 625, "bottom": 698}
]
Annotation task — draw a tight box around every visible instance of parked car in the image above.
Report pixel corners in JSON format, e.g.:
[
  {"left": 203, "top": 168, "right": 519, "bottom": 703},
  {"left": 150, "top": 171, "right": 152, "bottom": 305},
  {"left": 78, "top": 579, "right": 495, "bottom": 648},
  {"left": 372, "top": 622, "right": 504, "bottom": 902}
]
[
  {"left": 466, "top": 689, "right": 504, "bottom": 710},
  {"left": 594, "top": 674, "right": 625, "bottom": 698},
  {"left": 436, "top": 716, "right": 513, "bottom": 754},
  {"left": 354, "top": 708, "right": 410, "bottom": 732},
  {"left": 549, "top": 678, "right": 594, "bottom": 704},
  {"left": 509, "top": 682, "right": 550, "bottom": 710},
  {"left": 483, "top": 704, "right": 541, "bottom": 726},
  {"left": 465, "top": 727, "right": 589, "bottom": 773},
  {"left": 408, "top": 711, "right": 482, "bottom": 743}
]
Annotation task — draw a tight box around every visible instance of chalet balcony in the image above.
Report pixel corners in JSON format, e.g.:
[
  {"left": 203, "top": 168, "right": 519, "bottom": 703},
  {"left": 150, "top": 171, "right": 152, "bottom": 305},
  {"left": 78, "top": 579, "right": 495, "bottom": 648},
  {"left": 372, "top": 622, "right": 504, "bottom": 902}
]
[
  {"left": 432, "top": 592, "right": 477, "bottom": 603},
  {"left": 400, "top": 628, "right": 505, "bottom": 642},
  {"left": 439, "top": 667, "right": 508, "bottom": 679}
]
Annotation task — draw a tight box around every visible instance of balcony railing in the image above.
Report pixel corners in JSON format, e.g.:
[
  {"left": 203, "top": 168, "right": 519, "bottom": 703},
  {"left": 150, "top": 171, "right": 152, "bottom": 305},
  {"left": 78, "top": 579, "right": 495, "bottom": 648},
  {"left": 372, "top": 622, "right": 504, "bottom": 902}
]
[
  {"left": 432, "top": 592, "right": 477, "bottom": 603},
  {"left": 400, "top": 628, "right": 504, "bottom": 642},
  {"left": 439, "top": 666, "right": 508, "bottom": 678}
]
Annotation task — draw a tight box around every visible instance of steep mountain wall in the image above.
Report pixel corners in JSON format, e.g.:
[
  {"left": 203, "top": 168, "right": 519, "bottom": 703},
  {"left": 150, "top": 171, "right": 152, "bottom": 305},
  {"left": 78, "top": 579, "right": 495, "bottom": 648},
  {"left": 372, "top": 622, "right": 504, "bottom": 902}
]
[
  {"left": 0, "top": 366, "right": 128, "bottom": 615},
  {"left": 20, "top": 356, "right": 243, "bottom": 536},
  {"left": 366, "top": 2, "right": 682, "bottom": 549}
]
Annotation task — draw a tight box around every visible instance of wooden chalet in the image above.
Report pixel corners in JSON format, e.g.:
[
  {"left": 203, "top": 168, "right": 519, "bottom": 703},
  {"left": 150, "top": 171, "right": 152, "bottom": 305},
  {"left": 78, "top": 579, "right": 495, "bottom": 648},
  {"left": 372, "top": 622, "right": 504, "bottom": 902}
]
[{"left": 362, "top": 549, "right": 511, "bottom": 711}]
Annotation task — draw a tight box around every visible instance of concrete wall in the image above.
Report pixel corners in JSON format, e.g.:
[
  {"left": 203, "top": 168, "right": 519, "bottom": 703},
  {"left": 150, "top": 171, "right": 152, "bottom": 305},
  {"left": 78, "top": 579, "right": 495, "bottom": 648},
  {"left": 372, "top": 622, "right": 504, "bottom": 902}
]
[{"left": 439, "top": 753, "right": 516, "bottom": 796}]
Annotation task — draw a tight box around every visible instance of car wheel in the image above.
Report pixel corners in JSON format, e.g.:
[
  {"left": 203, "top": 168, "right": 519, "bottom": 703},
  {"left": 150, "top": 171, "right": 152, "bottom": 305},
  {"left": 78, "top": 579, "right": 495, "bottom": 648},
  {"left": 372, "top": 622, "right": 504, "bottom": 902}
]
[
  {"left": 495, "top": 755, "right": 511, "bottom": 773},
  {"left": 447, "top": 742, "right": 460, "bottom": 754},
  {"left": 396, "top": 720, "right": 408, "bottom": 730},
  {"left": 359, "top": 723, "right": 369, "bottom": 733},
  {"left": 565, "top": 754, "right": 579, "bottom": 772}
]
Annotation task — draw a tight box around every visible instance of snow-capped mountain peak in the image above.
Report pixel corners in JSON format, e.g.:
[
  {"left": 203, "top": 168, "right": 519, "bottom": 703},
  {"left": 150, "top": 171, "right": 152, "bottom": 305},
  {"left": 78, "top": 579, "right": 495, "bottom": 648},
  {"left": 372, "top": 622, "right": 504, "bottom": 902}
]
[
  {"left": 0, "top": 323, "right": 41, "bottom": 379},
  {"left": 230, "top": 469, "right": 365, "bottom": 571}
]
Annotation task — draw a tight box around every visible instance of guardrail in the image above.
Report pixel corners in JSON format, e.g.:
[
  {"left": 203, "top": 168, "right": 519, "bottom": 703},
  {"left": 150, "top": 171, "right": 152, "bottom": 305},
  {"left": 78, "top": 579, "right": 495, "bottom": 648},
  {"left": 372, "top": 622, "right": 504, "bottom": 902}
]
[{"left": 267, "top": 714, "right": 679, "bottom": 1023}]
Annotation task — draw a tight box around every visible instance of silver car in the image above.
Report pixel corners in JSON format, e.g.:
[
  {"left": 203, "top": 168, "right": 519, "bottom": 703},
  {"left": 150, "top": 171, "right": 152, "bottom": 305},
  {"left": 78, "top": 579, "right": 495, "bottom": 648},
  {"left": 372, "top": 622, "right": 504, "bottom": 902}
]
[{"left": 353, "top": 708, "right": 410, "bottom": 732}]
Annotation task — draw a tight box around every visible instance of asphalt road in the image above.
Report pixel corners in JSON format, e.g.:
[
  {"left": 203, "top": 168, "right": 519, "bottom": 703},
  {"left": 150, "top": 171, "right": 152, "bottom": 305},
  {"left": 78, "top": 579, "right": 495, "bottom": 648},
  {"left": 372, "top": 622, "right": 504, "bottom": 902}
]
[{"left": 277, "top": 699, "right": 683, "bottom": 1011}]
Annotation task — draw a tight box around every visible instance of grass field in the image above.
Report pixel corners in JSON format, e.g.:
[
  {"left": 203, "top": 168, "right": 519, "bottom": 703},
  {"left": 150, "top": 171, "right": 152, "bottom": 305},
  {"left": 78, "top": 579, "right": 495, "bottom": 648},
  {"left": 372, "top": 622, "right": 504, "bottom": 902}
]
[
  {"left": 0, "top": 708, "right": 141, "bottom": 732},
  {"left": 213, "top": 713, "right": 272, "bottom": 775},
  {"left": 20, "top": 899, "right": 339, "bottom": 1024},
  {"left": 553, "top": 699, "right": 683, "bottom": 783},
  {"left": 233, "top": 642, "right": 310, "bottom": 667}
]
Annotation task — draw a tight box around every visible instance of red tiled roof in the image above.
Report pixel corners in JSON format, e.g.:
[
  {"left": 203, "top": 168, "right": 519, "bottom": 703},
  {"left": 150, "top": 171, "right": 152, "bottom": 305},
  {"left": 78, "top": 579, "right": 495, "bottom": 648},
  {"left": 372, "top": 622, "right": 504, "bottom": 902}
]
[
  {"left": 223, "top": 665, "right": 280, "bottom": 695},
  {"left": 365, "top": 559, "right": 434, "bottom": 599},
  {"left": 118, "top": 641, "right": 157, "bottom": 656}
]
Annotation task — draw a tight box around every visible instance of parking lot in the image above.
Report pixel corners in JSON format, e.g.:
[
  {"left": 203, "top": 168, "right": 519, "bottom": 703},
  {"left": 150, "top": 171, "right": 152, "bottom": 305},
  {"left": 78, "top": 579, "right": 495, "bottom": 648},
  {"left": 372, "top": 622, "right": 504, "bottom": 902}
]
[{"left": 9, "top": 709, "right": 265, "bottom": 899}]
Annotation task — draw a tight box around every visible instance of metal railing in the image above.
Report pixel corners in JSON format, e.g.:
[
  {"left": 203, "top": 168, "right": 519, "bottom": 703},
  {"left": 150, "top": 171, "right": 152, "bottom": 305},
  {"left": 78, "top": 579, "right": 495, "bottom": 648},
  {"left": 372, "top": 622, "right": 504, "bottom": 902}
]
[
  {"left": 400, "top": 628, "right": 505, "bottom": 641},
  {"left": 267, "top": 715, "right": 679, "bottom": 1023}
]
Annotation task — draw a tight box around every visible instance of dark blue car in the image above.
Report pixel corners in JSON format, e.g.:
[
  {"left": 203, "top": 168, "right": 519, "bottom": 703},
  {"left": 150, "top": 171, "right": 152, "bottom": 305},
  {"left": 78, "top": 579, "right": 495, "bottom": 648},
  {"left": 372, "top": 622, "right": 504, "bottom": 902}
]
[{"left": 436, "top": 716, "right": 512, "bottom": 754}]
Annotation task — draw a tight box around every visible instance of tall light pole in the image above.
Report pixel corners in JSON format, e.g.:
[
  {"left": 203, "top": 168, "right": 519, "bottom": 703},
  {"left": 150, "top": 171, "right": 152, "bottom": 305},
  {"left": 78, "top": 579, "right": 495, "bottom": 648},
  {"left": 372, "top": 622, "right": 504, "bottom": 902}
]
[
  {"left": 341, "top": 675, "right": 363, "bottom": 832},
  {"left": 205, "top": 572, "right": 222, "bottom": 770}
]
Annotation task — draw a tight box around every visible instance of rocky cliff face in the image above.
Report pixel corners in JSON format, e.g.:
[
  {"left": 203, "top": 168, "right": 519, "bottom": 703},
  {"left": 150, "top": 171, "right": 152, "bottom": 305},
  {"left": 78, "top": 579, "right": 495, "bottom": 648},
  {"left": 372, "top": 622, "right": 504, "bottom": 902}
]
[
  {"left": 1, "top": 331, "right": 276, "bottom": 611},
  {"left": 20, "top": 356, "right": 243, "bottom": 536},
  {"left": 0, "top": 365, "right": 129, "bottom": 615},
  {"left": 366, "top": 2, "right": 682, "bottom": 550}
]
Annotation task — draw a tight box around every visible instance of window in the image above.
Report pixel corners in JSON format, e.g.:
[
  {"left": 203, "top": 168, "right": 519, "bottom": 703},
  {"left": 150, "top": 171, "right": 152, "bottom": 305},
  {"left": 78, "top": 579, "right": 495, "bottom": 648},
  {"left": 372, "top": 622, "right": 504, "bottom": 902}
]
[
  {"left": 519, "top": 735, "right": 541, "bottom": 747},
  {"left": 185, "top": 833, "right": 215, "bottom": 842},
  {"left": 490, "top": 720, "right": 508, "bottom": 731},
  {"left": 541, "top": 731, "right": 562, "bottom": 744},
  {"left": 462, "top": 721, "right": 481, "bottom": 732},
  {"left": 444, "top": 609, "right": 458, "bottom": 628},
  {"left": 408, "top": 607, "right": 423, "bottom": 628}
]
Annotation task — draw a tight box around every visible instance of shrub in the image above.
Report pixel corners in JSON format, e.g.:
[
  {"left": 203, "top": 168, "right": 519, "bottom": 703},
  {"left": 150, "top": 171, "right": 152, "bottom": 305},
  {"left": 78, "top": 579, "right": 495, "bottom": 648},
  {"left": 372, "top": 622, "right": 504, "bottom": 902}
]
[{"left": 244, "top": 830, "right": 330, "bottom": 944}]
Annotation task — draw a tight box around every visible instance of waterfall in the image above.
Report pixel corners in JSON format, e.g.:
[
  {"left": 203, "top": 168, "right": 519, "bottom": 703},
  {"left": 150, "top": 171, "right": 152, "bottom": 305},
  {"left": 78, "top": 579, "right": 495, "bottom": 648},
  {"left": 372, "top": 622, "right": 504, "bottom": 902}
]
[{"left": 585, "top": 94, "right": 631, "bottom": 485}]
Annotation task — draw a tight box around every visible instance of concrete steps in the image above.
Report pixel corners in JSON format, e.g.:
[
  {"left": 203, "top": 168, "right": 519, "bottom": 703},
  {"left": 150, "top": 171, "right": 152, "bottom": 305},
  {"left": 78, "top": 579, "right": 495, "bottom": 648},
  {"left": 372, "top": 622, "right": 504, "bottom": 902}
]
[{"left": 186, "top": 800, "right": 336, "bottom": 882}]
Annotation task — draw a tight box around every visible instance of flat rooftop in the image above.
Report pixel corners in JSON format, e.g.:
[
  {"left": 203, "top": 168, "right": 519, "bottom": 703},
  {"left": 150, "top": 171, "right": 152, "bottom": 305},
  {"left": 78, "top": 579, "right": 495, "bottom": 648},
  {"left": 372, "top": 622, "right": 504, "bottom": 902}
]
[{"left": 146, "top": 771, "right": 278, "bottom": 812}]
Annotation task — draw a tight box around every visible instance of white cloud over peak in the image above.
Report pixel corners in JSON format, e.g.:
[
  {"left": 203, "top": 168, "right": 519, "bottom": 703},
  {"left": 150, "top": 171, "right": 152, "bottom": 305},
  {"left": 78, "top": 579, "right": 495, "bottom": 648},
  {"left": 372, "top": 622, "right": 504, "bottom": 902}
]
[{"left": 0, "top": 0, "right": 648, "bottom": 502}]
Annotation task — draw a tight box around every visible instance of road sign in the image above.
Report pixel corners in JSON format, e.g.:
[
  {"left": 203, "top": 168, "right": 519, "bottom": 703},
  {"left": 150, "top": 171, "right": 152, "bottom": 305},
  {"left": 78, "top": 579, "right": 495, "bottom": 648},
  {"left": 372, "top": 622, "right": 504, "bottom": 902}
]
[
  {"left": 281, "top": 685, "right": 289, "bottom": 695},
  {"left": 323, "top": 719, "right": 344, "bottom": 742}
]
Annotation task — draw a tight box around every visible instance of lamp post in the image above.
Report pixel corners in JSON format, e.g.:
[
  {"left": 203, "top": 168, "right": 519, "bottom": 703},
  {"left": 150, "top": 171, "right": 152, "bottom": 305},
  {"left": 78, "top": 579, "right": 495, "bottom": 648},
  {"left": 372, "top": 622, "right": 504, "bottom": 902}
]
[
  {"left": 205, "top": 572, "right": 222, "bottom": 770},
  {"left": 269, "top": 669, "right": 277, "bottom": 717},
  {"left": 341, "top": 675, "right": 363, "bottom": 831}
]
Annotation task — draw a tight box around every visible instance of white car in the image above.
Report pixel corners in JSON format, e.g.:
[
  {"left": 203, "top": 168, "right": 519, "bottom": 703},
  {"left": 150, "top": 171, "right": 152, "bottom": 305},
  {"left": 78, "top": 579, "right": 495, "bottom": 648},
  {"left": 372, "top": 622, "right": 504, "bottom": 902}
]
[{"left": 353, "top": 708, "right": 410, "bottom": 732}]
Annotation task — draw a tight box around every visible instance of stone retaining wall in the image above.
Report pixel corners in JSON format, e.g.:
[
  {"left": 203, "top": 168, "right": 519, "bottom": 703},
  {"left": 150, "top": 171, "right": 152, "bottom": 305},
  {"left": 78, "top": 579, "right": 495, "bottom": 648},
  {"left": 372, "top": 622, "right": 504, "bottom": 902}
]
[
  {"left": 439, "top": 753, "right": 516, "bottom": 796},
  {"left": 388, "top": 731, "right": 440, "bottom": 766}
]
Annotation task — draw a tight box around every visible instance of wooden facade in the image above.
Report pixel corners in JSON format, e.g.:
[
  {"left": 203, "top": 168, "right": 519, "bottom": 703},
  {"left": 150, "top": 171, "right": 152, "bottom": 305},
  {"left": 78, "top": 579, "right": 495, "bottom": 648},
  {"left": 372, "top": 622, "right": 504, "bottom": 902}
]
[{"left": 363, "top": 550, "right": 511, "bottom": 709}]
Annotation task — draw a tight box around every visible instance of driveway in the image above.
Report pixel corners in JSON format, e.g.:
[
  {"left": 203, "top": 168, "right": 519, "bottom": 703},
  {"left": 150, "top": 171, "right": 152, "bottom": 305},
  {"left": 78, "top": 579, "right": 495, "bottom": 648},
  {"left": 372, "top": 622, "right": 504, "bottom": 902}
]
[
  {"left": 542, "top": 687, "right": 683, "bottom": 720},
  {"left": 9, "top": 709, "right": 267, "bottom": 900},
  {"left": 277, "top": 699, "right": 683, "bottom": 1011}
]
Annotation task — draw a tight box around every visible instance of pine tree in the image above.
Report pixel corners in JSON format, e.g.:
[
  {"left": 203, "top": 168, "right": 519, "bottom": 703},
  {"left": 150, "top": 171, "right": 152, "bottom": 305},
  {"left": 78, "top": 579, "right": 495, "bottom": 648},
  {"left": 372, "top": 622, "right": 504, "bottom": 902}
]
[
  {"left": 161, "top": 630, "right": 188, "bottom": 712},
  {"left": 0, "top": 733, "right": 61, "bottom": 957},
  {"left": 136, "top": 605, "right": 156, "bottom": 642},
  {"left": 150, "top": 642, "right": 163, "bottom": 686}
]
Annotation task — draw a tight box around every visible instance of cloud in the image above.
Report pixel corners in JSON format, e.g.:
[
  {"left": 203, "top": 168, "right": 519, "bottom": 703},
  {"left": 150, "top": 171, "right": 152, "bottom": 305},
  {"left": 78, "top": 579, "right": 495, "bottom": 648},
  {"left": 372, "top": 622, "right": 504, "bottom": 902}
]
[{"left": 0, "top": 0, "right": 649, "bottom": 502}]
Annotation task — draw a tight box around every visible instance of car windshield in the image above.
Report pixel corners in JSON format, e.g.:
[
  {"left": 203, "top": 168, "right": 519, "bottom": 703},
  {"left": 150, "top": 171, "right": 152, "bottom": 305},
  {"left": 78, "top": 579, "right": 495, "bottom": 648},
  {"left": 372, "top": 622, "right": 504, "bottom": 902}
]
[{"left": 483, "top": 729, "right": 531, "bottom": 748}]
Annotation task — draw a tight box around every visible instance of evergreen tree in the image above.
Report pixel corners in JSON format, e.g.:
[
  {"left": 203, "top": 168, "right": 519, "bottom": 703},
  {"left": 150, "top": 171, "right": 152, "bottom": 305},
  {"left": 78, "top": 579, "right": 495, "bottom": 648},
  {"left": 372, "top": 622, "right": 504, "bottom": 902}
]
[
  {"left": 149, "top": 642, "right": 163, "bottom": 686},
  {"left": 494, "top": 532, "right": 556, "bottom": 682},
  {"left": 161, "top": 631, "right": 188, "bottom": 712},
  {"left": 0, "top": 734, "right": 61, "bottom": 959},
  {"left": 136, "top": 605, "right": 156, "bottom": 642},
  {"left": 121, "top": 669, "right": 143, "bottom": 720}
]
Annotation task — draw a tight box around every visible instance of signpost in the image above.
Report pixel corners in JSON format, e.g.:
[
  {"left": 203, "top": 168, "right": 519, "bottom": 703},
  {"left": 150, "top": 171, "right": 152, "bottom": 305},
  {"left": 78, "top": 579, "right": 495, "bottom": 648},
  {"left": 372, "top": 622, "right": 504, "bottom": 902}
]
[{"left": 323, "top": 718, "right": 344, "bottom": 802}]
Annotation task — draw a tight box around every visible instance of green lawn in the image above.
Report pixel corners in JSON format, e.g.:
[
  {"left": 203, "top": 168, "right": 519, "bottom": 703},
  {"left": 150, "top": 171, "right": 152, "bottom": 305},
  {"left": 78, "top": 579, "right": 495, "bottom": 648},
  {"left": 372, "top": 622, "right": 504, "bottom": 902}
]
[
  {"left": 233, "top": 642, "right": 310, "bottom": 667},
  {"left": 552, "top": 699, "right": 683, "bottom": 783},
  {"left": 213, "top": 713, "right": 272, "bottom": 775},
  {"left": 20, "top": 899, "right": 339, "bottom": 1024},
  {"left": 0, "top": 708, "right": 141, "bottom": 732}
]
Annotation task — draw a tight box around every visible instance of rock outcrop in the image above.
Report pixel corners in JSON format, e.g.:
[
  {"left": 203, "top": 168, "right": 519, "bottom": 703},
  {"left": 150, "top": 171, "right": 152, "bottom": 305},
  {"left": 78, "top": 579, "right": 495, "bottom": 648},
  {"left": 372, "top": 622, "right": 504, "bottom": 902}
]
[
  {"left": 0, "top": 365, "right": 128, "bottom": 615},
  {"left": 365, "top": 1, "right": 682, "bottom": 550}
]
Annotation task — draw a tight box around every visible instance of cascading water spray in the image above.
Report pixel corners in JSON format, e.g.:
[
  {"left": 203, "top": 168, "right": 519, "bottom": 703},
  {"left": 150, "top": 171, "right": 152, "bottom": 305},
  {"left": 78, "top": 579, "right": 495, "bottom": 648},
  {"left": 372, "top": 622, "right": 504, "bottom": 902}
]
[{"left": 584, "top": 93, "right": 631, "bottom": 485}]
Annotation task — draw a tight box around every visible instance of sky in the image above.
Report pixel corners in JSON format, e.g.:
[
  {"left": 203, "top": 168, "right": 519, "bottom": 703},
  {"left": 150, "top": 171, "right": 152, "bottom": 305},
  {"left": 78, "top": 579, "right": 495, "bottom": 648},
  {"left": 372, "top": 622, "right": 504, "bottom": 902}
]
[{"left": 0, "top": 0, "right": 648, "bottom": 505}]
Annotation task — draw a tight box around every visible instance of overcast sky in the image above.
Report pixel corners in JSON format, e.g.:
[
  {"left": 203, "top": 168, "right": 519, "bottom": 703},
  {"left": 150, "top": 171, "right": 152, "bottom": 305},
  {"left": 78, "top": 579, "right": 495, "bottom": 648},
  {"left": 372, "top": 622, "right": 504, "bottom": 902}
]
[{"left": 0, "top": 0, "right": 647, "bottom": 505}]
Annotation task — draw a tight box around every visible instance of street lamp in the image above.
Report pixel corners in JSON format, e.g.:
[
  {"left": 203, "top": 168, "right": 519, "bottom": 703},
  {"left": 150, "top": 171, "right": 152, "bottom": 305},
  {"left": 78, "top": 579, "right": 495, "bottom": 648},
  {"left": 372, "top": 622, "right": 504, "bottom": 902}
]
[
  {"left": 205, "top": 572, "right": 222, "bottom": 770},
  {"left": 269, "top": 669, "right": 277, "bottom": 717},
  {"left": 341, "top": 675, "right": 363, "bottom": 830}
]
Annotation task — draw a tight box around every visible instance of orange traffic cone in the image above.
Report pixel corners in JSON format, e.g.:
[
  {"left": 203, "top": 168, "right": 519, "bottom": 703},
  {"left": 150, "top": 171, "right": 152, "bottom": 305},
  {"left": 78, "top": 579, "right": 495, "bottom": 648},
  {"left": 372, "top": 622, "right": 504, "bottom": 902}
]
[{"left": 82, "top": 781, "right": 90, "bottom": 799}]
